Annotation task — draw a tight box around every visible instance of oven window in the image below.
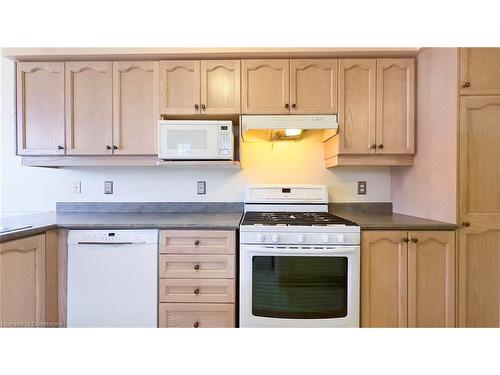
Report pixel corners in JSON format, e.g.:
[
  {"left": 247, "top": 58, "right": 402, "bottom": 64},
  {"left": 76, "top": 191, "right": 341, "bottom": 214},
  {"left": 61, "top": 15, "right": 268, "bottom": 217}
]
[{"left": 252, "top": 256, "right": 348, "bottom": 319}]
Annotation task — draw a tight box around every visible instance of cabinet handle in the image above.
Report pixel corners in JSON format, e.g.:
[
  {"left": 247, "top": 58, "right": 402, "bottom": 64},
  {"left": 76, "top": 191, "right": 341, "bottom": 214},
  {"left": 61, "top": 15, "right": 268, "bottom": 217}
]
[
  {"left": 193, "top": 321, "right": 200, "bottom": 328},
  {"left": 378, "top": 144, "right": 384, "bottom": 149},
  {"left": 462, "top": 222, "right": 470, "bottom": 227},
  {"left": 291, "top": 103, "right": 296, "bottom": 109},
  {"left": 370, "top": 144, "right": 377, "bottom": 149},
  {"left": 194, "top": 104, "right": 199, "bottom": 110},
  {"left": 194, "top": 240, "right": 200, "bottom": 246},
  {"left": 193, "top": 288, "right": 200, "bottom": 295},
  {"left": 402, "top": 238, "right": 409, "bottom": 243},
  {"left": 462, "top": 81, "right": 471, "bottom": 88},
  {"left": 284, "top": 103, "right": 290, "bottom": 109},
  {"left": 112, "top": 145, "right": 118, "bottom": 150},
  {"left": 106, "top": 145, "right": 111, "bottom": 150},
  {"left": 57, "top": 145, "right": 64, "bottom": 150},
  {"left": 193, "top": 264, "right": 200, "bottom": 270},
  {"left": 201, "top": 104, "right": 206, "bottom": 110},
  {"left": 411, "top": 238, "right": 418, "bottom": 243}
]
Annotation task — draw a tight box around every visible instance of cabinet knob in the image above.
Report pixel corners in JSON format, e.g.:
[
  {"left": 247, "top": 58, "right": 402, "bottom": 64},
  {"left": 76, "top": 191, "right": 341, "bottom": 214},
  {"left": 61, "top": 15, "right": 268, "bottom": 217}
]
[
  {"left": 370, "top": 144, "right": 377, "bottom": 149},
  {"left": 112, "top": 145, "right": 118, "bottom": 150},
  {"left": 194, "top": 240, "right": 200, "bottom": 246},
  {"left": 462, "top": 222, "right": 470, "bottom": 227},
  {"left": 194, "top": 288, "right": 200, "bottom": 295},
  {"left": 378, "top": 144, "right": 384, "bottom": 149},
  {"left": 291, "top": 103, "right": 296, "bottom": 109},
  {"left": 411, "top": 238, "right": 418, "bottom": 243},
  {"left": 284, "top": 103, "right": 290, "bottom": 109},
  {"left": 194, "top": 104, "right": 199, "bottom": 110},
  {"left": 57, "top": 145, "right": 64, "bottom": 150},
  {"left": 402, "top": 238, "right": 409, "bottom": 243},
  {"left": 193, "top": 321, "right": 199, "bottom": 328},
  {"left": 201, "top": 104, "right": 206, "bottom": 110},
  {"left": 106, "top": 145, "right": 111, "bottom": 150},
  {"left": 193, "top": 264, "right": 200, "bottom": 270},
  {"left": 462, "top": 81, "right": 471, "bottom": 88}
]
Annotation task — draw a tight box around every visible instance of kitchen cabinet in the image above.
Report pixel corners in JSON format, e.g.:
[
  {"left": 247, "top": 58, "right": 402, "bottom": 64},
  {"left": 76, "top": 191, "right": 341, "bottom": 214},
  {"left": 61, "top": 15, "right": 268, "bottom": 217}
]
[
  {"left": 16, "top": 62, "right": 65, "bottom": 155},
  {"left": 460, "top": 48, "right": 500, "bottom": 95},
  {"left": 0, "top": 234, "right": 46, "bottom": 325},
  {"left": 241, "top": 59, "right": 290, "bottom": 114},
  {"left": 290, "top": 59, "right": 338, "bottom": 114},
  {"left": 160, "top": 60, "right": 200, "bottom": 115},
  {"left": 112, "top": 61, "right": 160, "bottom": 155},
  {"left": 458, "top": 96, "right": 500, "bottom": 327},
  {"left": 65, "top": 62, "right": 113, "bottom": 155},
  {"left": 336, "top": 59, "right": 377, "bottom": 153},
  {"left": 200, "top": 60, "right": 240, "bottom": 114},
  {"left": 361, "top": 230, "right": 455, "bottom": 328},
  {"left": 158, "top": 230, "right": 236, "bottom": 328}
]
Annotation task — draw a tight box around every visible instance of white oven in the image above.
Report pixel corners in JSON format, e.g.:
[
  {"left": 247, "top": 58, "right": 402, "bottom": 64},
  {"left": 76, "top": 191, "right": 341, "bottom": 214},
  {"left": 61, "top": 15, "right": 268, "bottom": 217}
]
[
  {"left": 158, "top": 120, "right": 233, "bottom": 160},
  {"left": 239, "top": 243, "right": 360, "bottom": 327}
]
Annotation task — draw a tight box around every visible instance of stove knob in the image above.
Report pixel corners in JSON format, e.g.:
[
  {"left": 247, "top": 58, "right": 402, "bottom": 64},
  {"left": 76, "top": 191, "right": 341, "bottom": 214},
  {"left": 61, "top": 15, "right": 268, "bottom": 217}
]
[
  {"left": 256, "top": 234, "right": 264, "bottom": 242},
  {"left": 337, "top": 235, "right": 345, "bottom": 243},
  {"left": 272, "top": 234, "right": 279, "bottom": 243},
  {"left": 297, "top": 234, "right": 304, "bottom": 243},
  {"left": 322, "top": 234, "right": 329, "bottom": 243}
]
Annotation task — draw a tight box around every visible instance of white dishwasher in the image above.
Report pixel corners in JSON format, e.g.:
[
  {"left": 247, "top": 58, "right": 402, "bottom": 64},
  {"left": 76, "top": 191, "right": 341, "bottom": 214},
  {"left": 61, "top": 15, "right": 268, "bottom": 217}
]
[{"left": 67, "top": 230, "right": 158, "bottom": 327}]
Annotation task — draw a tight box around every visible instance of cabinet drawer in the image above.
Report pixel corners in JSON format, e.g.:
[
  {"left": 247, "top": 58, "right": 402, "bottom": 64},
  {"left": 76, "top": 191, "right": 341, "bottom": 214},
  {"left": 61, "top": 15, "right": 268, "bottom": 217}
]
[
  {"left": 159, "top": 230, "right": 235, "bottom": 254},
  {"left": 159, "top": 279, "right": 235, "bottom": 303},
  {"left": 159, "top": 303, "right": 235, "bottom": 328},
  {"left": 159, "top": 255, "right": 235, "bottom": 279}
]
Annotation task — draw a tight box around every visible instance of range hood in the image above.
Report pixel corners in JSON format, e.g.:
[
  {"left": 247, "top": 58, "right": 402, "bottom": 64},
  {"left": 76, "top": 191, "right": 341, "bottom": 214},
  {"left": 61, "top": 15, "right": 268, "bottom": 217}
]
[{"left": 241, "top": 115, "right": 338, "bottom": 142}]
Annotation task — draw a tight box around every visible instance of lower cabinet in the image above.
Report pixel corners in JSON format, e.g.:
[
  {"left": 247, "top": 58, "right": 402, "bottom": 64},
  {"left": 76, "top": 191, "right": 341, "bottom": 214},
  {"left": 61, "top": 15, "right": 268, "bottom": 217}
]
[
  {"left": 0, "top": 232, "right": 59, "bottom": 327},
  {"left": 158, "top": 230, "right": 236, "bottom": 328},
  {"left": 361, "top": 230, "right": 455, "bottom": 327}
]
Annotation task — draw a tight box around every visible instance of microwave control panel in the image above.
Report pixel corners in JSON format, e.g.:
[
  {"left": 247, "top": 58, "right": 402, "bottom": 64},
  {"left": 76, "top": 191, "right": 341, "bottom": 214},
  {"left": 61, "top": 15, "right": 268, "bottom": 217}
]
[{"left": 218, "top": 121, "right": 233, "bottom": 159}]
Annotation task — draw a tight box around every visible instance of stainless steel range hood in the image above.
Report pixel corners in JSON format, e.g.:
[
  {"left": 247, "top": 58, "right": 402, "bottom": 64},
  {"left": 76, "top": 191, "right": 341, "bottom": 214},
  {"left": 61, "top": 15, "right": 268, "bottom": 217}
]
[{"left": 241, "top": 115, "right": 338, "bottom": 142}]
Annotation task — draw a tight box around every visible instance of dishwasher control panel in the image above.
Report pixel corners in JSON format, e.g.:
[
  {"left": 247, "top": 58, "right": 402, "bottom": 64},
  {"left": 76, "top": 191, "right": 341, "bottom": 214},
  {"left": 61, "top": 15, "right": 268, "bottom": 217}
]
[{"left": 67, "top": 230, "right": 158, "bottom": 244}]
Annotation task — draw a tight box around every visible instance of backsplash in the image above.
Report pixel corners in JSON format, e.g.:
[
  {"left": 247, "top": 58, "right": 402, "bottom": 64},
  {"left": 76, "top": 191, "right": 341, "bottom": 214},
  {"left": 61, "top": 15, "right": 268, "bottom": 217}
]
[{"left": 1, "top": 57, "right": 391, "bottom": 213}]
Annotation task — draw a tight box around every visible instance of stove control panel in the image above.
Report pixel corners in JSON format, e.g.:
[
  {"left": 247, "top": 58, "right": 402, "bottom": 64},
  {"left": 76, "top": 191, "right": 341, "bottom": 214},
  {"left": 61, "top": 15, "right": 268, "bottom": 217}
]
[{"left": 240, "top": 231, "right": 360, "bottom": 245}]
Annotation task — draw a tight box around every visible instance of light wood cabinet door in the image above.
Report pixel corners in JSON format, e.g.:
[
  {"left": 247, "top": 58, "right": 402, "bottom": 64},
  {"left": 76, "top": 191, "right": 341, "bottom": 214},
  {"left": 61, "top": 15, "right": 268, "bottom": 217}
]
[
  {"left": 376, "top": 58, "right": 415, "bottom": 154},
  {"left": 0, "top": 234, "right": 45, "bottom": 326},
  {"left": 16, "top": 62, "right": 65, "bottom": 155},
  {"left": 159, "top": 255, "right": 235, "bottom": 279},
  {"left": 65, "top": 62, "right": 113, "bottom": 155},
  {"left": 337, "top": 59, "right": 377, "bottom": 154},
  {"left": 458, "top": 96, "right": 500, "bottom": 327},
  {"left": 112, "top": 61, "right": 159, "bottom": 155},
  {"left": 159, "top": 230, "right": 235, "bottom": 254},
  {"left": 460, "top": 48, "right": 500, "bottom": 95},
  {"left": 290, "top": 59, "right": 338, "bottom": 114},
  {"left": 361, "top": 231, "right": 408, "bottom": 327},
  {"left": 160, "top": 60, "right": 200, "bottom": 115},
  {"left": 200, "top": 60, "right": 240, "bottom": 114},
  {"left": 159, "top": 303, "right": 235, "bottom": 328},
  {"left": 407, "top": 231, "right": 456, "bottom": 327},
  {"left": 242, "top": 60, "right": 290, "bottom": 114}
]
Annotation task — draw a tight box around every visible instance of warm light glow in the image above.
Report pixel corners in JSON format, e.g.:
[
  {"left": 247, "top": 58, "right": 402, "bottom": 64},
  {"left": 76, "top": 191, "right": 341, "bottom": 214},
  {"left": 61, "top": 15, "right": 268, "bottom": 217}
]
[{"left": 284, "top": 129, "right": 303, "bottom": 137}]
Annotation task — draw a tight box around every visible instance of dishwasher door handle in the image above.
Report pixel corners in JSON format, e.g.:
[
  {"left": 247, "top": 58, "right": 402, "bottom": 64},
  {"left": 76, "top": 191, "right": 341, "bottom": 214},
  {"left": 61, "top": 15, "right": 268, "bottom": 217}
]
[{"left": 76, "top": 241, "right": 140, "bottom": 245}]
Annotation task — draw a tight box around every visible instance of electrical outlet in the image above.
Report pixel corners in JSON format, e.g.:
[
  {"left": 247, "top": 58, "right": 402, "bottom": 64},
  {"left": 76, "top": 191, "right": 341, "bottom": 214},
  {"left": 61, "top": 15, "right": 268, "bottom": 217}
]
[
  {"left": 197, "top": 181, "right": 206, "bottom": 195},
  {"left": 104, "top": 181, "right": 113, "bottom": 195},
  {"left": 357, "top": 181, "right": 367, "bottom": 195},
  {"left": 73, "top": 181, "right": 81, "bottom": 194}
]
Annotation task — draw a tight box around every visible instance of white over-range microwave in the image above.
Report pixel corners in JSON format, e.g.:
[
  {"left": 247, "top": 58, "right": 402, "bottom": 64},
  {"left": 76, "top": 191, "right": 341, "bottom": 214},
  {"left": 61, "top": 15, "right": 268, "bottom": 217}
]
[{"left": 158, "top": 120, "right": 234, "bottom": 160}]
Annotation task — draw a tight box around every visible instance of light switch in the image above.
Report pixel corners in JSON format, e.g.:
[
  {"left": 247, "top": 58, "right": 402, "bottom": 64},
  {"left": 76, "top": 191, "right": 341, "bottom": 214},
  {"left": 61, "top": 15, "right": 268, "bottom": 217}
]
[{"left": 197, "top": 181, "right": 206, "bottom": 195}]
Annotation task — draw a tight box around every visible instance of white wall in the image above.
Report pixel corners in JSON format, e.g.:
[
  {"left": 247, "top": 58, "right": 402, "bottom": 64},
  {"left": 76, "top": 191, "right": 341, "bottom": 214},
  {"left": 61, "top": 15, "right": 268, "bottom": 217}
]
[{"left": 1, "top": 57, "right": 391, "bottom": 213}]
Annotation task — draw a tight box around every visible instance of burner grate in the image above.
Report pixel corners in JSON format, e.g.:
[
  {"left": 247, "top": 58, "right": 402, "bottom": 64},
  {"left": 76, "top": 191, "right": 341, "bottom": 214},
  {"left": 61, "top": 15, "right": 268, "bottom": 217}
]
[{"left": 242, "top": 211, "right": 357, "bottom": 226}]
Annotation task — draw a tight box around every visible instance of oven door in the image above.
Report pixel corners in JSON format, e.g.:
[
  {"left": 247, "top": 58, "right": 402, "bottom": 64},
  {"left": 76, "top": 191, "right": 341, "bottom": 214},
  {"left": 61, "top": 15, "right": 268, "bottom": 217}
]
[
  {"left": 239, "top": 245, "right": 360, "bottom": 327},
  {"left": 158, "top": 121, "right": 220, "bottom": 159}
]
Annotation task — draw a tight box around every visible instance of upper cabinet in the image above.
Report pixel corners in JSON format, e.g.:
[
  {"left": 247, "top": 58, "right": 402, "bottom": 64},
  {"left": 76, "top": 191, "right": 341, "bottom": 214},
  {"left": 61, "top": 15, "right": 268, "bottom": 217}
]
[
  {"left": 16, "top": 62, "right": 65, "bottom": 155},
  {"left": 200, "top": 60, "right": 240, "bottom": 114},
  {"left": 290, "top": 59, "right": 338, "bottom": 114},
  {"left": 160, "top": 60, "right": 241, "bottom": 115},
  {"left": 65, "top": 62, "right": 113, "bottom": 155},
  {"left": 376, "top": 58, "right": 415, "bottom": 154},
  {"left": 337, "top": 59, "right": 376, "bottom": 154},
  {"left": 241, "top": 60, "right": 290, "bottom": 114},
  {"left": 113, "top": 61, "right": 160, "bottom": 155},
  {"left": 460, "top": 48, "right": 500, "bottom": 95}
]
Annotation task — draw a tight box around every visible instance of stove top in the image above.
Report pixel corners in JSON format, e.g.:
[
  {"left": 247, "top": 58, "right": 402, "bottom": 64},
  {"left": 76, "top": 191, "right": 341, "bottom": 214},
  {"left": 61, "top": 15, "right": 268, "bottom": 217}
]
[{"left": 241, "top": 211, "right": 358, "bottom": 226}]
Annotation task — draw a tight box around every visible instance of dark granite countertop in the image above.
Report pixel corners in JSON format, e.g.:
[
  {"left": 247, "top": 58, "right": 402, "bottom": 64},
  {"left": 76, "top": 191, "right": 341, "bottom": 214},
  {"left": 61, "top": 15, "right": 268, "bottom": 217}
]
[{"left": 0, "top": 211, "right": 244, "bottom": 243}]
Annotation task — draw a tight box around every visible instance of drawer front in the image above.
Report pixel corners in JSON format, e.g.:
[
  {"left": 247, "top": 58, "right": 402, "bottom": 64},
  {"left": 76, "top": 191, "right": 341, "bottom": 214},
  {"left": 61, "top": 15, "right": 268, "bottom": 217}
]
[
  {"left": 159, "top": 230, "right": 235, "bottom": 254},
  {"left": 159, "top": 279, "right": 235, "bottom": 303},
  {"left": 159, "top": 255, "right": 235, "bottom": 279},
  {"left": 159, "top": 303, "right": 235, "bottom": 328}
]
